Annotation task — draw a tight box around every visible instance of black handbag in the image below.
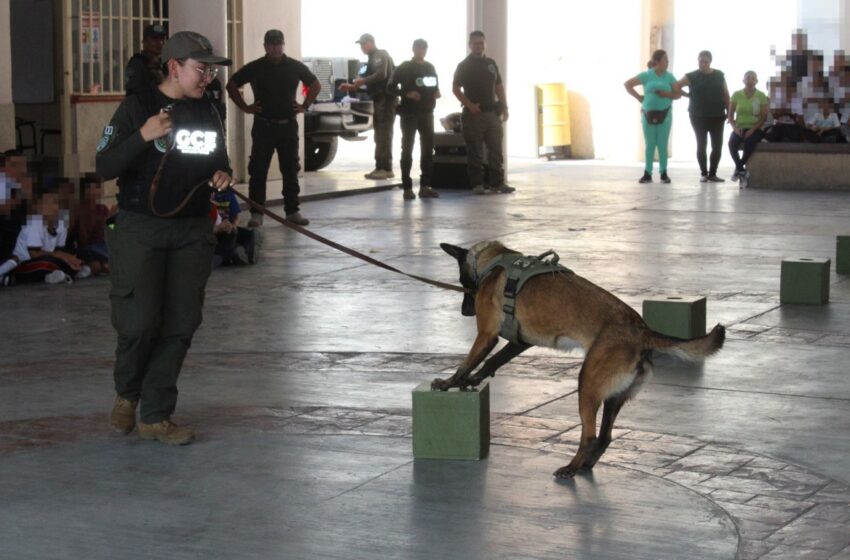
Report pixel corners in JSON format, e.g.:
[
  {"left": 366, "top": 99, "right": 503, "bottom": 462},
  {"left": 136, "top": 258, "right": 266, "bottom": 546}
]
[{"left": 643, "top": 108, "right": 670, "bottom": 124}]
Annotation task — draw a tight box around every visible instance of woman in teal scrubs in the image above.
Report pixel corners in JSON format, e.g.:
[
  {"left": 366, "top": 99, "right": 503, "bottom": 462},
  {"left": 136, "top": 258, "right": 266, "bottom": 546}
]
[{"left": 625, "top": 50, "right": 681, "bottom": 183}]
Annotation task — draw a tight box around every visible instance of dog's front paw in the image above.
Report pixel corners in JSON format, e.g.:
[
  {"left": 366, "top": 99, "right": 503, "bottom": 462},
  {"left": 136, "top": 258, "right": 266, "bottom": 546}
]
[
  {"left": 553, "top": 465, "right": 578, "bottom": 479},
  {"left": 430, "top": 378, "right": 452, "bottom": 391}
]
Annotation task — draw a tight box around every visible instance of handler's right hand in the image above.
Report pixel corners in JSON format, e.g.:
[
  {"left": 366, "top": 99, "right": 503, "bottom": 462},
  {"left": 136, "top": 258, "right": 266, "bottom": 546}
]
[{"left": 140, "top": 111, "right": 173, "bottom": 142}]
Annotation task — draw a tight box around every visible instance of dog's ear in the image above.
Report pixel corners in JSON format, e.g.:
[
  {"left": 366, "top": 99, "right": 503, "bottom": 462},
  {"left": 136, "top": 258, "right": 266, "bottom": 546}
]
[{"left": 440, "top": 243, "right": 468, "bottom": 261}]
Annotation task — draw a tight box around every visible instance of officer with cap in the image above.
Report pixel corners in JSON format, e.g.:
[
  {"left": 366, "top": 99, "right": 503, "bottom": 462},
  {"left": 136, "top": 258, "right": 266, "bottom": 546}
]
[
  {"left": 387, "top": 38, "right": 440, "bottom": 200},
  {"left": 340, "top": 34, "right": 396, "bottom": 180},
  {"left": 125, "top": 23, "right": 168, "bottom": 96},
  {"left": 226, "top": 29, "right": 321, "bottom": 228},
  {"left": 452, "top": 30, "right": 515, "bottom": 195},
  {"left": 97, "top": 31, "right": 233, "bottom": 446}
]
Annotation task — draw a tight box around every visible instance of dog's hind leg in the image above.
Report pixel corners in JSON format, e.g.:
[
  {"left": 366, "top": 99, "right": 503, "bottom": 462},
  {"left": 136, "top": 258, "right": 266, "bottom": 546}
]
[
  {"left": 554, "top": 384, "right": 602, "bottom": 479},
  {"left": 584, "top": 394, "right": 627, "bottom": 470},
  {"left": 554, "top": 340, "right": 639, "bottom": 479},
  {"left": 463, "top": 342, "right": 531, "bottom": 388}
]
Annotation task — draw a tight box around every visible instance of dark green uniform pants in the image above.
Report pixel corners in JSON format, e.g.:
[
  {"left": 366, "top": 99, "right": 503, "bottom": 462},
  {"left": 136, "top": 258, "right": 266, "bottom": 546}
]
[{"left": 106, "top": 211, "right": 216, "bottom": 423}]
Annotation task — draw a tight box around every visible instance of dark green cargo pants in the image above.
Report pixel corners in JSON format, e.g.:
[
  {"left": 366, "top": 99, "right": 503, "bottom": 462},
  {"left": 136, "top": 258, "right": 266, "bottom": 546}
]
[{"left": 105, "top": 210, "right": 216, "bottom": 423}]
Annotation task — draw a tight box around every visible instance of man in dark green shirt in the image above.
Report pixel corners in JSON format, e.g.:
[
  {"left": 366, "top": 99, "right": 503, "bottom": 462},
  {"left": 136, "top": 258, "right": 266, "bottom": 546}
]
[
  {"left": 124, "top": 23, "right": 167, "bottom": 96},
  {"left": 387, "top": 38, "right": 440, "bottom": 200},
  {"left": 452, "top": 31, "right": 514, "bottom": 194},
  {"left": 226, "top": 29, "right": 321, "bottom": 227}
]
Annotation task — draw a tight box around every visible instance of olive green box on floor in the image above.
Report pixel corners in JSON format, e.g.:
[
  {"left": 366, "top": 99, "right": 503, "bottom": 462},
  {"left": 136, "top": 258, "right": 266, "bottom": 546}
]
[
  {"left": 780, "top": 257, "right": 830, "bottom": 305},
  {"left": 412, "top": 381, "right": 490, "bottom": 460},
  {"left": 837, "top": 237, "right": 850, "bottom": 275},
  {"left": 642, "top": 296, "right": 707, "bottom": 339}
]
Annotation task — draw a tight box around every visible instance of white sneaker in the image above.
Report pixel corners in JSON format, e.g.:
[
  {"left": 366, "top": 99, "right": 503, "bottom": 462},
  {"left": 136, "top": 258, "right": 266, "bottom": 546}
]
[
  {"left": 45, "top": 270, "right": 70, "bottom": 284},
  {"left": 471, "top": 185, "right": 488, "bottom": 195},
  {"left": 76, "top": 265, "right": 92, "bottom": 279},
  {"left": 364, "top": 169, "right": 390, "bottom": 180}
]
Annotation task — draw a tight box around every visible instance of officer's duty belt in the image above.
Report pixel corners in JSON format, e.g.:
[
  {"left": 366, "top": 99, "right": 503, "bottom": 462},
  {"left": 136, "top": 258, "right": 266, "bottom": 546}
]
[{"left": 256, "top": 116, "right": 292, "bottom": 124}]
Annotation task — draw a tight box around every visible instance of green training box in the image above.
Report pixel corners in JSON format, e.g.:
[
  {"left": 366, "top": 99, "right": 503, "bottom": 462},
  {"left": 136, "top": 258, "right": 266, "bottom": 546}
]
[
  {"left": 780, "top": 257, "right": 830, "bottom": 305},
  {"left": 412, "top": 381, "right": 489, "bottom": 460},
  {"left": 642, "top": 296, "right": 707, "bottom": 339},
  {"left": 837, "top": 237, "right": 850, "bottom": 275}
]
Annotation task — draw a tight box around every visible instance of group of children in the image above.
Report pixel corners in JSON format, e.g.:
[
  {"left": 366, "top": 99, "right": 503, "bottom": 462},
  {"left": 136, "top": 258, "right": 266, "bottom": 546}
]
[
  {"left": 0, "top": 150, "right": 256, "bottom": 289},
  {"left": 767, "top": 32, "right": 850, "bottom": 144}
]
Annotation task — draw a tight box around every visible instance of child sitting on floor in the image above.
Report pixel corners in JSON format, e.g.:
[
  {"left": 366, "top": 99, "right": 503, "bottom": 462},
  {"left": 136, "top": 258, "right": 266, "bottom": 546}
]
[
  {"left": 72, "top": 173, "right": 113, "bottom": 275},
  {"left": 211, "top": 189, "right": 256, "bottom": 267},
  {"left": 12, "top": 186, "right": 91, "bottom": 284}
]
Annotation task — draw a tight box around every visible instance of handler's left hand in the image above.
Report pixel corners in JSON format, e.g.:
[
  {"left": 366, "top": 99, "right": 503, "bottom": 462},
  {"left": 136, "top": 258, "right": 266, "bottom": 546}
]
[{"left": 209, "top": 171, "right": 233, "bottom": 191}]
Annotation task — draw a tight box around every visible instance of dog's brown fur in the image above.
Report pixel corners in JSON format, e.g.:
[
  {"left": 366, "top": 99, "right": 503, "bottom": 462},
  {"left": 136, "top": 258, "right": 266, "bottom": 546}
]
[{"left": 436, "top": 241, "right": 725, "bottom": 479}]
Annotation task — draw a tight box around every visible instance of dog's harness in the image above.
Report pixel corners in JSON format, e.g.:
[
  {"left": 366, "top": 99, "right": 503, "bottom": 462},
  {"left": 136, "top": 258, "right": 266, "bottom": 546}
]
[{"left": 477, "top": 250, "right": 572, "bottom": 344}]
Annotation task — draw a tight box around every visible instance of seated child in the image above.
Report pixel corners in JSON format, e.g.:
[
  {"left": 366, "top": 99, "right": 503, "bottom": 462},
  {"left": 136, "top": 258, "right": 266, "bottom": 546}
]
[
  {"left": 211, "top": 189, "right": 256, "bottom": 267},
  {"left": 72, "top": 173, "right": 112, "bottom": 275},
  {"left": 0, "top": 151, "right": 32, "bottom": 287},
  {"left": 804, "top": 99, "right": 842, "bottom": 142},
  {"left": 12, "top": 187, "right": 91, "bottom": 284}
]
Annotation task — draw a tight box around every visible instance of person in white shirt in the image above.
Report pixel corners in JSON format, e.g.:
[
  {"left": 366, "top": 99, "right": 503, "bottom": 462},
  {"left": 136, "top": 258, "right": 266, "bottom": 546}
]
[
  {"left": 11, "top": 189, "right": 90, "bottom": 284},
  {"left": 803, "top": 99, "right": 843, "bottom": 143}
]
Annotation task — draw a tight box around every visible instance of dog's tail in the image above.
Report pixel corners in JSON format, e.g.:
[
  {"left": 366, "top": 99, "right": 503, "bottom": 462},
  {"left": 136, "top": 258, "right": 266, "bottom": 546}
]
[{"left": 645, "top": 324, "right": 726, "bottom": 361}]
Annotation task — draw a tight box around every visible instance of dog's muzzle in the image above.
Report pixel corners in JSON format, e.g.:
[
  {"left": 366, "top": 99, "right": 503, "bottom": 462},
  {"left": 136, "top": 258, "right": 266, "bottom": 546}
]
[{"left": 461, "top": 293, "right": 476, "bottom": 316}]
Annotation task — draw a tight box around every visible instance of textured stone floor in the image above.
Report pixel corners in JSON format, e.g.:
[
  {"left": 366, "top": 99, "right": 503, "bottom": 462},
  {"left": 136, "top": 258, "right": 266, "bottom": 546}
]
[{"left": 1, "top": 160, "right": 850, "bottom": 559}]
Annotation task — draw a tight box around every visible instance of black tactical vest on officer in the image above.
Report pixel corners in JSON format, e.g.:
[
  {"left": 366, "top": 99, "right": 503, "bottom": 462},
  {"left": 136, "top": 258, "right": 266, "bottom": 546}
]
[{"left": 119, "top": 90, "right": 228, "bottom": 218}]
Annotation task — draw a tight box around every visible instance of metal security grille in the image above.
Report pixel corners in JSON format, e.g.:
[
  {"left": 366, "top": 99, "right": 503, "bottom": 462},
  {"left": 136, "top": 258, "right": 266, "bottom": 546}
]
[
  {"left": 70, "top": 0, "right": 168, "bottom": 94},
  {"left": 312, "top": 59, "right": 334, "bottom": 101}
]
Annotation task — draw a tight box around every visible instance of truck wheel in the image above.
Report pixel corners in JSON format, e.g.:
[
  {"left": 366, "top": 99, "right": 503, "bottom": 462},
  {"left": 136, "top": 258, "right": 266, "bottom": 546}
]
[{"left": 304, "top": 137, "right": 338, "bottom": 171}]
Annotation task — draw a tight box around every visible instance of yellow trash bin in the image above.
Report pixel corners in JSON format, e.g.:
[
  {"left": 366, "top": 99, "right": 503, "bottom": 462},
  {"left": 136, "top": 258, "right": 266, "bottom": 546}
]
[{"left": 536, "top": 83, "right": 571, "bottom": 159}]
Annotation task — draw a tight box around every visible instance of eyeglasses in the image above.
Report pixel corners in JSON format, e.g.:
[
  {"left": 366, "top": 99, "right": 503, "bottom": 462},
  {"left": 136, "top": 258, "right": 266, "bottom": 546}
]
[{"left": 192, "top": 65, "right": 219, "bottom": 80}]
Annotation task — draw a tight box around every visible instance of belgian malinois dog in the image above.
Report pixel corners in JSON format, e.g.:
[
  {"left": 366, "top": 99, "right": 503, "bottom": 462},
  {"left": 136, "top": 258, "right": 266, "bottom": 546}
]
[{"left": 435, "top": 241, "right": 725, "bottom": 479}]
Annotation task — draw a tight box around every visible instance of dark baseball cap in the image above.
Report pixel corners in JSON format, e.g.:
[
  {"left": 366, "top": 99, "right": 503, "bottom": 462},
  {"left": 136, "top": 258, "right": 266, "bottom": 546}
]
[
  {"left": 355, "top": 33, "right": 375, "bottom": 44},
  {"left": 161, "top": 31, "right": 232, "bottom": 65},
  {"left": 264, "top": 29, "right": 284, "bottom": 44},
  {"left": 143, "top": 23, "right": 167, "bottom": 39}
]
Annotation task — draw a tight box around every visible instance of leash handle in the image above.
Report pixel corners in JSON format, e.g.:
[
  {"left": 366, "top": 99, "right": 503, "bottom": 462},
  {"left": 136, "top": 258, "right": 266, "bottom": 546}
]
[{"left": 231, "top": 189, "right": 469, "bottom": 294}]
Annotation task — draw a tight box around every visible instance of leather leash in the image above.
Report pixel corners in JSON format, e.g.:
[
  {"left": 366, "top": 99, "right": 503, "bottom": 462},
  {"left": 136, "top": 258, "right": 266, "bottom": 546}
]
[{"left": 231, "top": 189, "right": 469, "bottom": 294}]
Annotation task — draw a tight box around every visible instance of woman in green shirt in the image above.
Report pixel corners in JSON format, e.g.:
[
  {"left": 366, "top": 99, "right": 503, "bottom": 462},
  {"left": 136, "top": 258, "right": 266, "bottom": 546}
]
[
  {"left": 728, "top": 71, "right": 768, "bottom": 182},
  {"left": 625, "top": 50, "right": 681, "bottom": 184},
  {"left": 676, "top": 50, "right": 730, "bottom": 182}
]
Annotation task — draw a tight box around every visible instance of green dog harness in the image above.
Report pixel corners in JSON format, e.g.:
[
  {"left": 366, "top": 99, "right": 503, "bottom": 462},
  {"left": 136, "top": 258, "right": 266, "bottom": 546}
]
[{"left": 477, "top": 250, "right": 572, "bottom": 344}]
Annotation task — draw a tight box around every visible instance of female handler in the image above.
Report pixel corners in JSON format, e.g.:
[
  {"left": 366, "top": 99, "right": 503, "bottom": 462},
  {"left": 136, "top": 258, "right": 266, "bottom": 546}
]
[{"left": 96, "top": 31, "right": 232, "bottom": 445}]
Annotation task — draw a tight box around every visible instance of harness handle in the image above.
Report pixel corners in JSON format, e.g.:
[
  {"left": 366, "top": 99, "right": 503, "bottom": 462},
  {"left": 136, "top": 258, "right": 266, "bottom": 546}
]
[{"left": 536, "top": 249, "right": 559, "bottom": 266}]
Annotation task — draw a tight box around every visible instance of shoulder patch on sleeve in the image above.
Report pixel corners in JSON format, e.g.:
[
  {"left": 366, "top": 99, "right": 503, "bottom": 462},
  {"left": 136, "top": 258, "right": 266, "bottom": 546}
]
[{"left": 96, "top": 125, "right": 116, "bottom": 153}]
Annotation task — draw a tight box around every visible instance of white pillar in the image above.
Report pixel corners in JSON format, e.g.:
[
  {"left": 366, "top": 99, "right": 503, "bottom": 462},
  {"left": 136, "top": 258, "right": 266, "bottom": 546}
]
[{"left": 0, "top": 0, "right": 15, "bottom": 151}]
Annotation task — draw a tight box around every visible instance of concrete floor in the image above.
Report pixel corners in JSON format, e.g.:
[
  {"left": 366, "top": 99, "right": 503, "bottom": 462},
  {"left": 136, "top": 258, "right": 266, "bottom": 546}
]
[{"left": 2, "top": 160, "right": 850, "bottom": 559}]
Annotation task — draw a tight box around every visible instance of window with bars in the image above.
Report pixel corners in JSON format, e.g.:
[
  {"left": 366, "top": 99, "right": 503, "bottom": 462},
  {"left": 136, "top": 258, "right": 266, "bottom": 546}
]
[{"left": 71, "top": 0, "right": 168, "bottom": 95}]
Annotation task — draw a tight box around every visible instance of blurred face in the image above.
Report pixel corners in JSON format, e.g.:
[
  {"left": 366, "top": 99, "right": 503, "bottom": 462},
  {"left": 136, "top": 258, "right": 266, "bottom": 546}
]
[
  {"left": 359, "top": 40, "right": 374, "bottom": 55},
  {"left": 413, "top": 45, "right": 427, "bottom": 61},
  {"left": 264, "top": 41, "right": 284, "bottom": 61},
  {"left": 38, "top": 193, "right": 60, "bottom": 222},
  {"left": 1, "top": 155, "right": 27, "bottom": 182},
  {"left": 469, "top": 36, "right": 486, "bottom": 56},
  {"left": 744, "top": 72, "right": 758, "bottom": 88},
  {"left": 170, "top": 58, "right": 217, "bottom": 99},
  {"left": 698, "top": 54, "right": 712, "bottom": 72},
  {"left": 143, "top": 35, "right": 166, "bottom": 57},
  {"left": 84, "top": 182, "right": 103, "bottom": 201},
  {"left": 792, "top": 32, "right": 808, "bottom": 51},
  {"left": 655, "top": 54, "right": 669, "bottom": 72}
]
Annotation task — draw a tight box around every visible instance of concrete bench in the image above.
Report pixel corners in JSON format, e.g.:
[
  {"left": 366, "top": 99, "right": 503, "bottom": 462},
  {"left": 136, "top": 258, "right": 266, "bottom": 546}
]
[{"left": 747, "top": 142, "right": 850, "bottom": 190}]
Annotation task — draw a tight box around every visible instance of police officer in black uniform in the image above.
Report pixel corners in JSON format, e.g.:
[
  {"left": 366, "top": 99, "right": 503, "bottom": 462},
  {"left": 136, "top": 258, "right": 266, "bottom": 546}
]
[
  {"left": 97, "top": 31, "right": 233, "bottom": 445},
  {"left": 226, "top": 29, "right": 321, "bottom": 228},
  {"left": 340, "top": 33, "right": 396, "bottom": 180},
  {"left": 124, "top": 23, "right": 168, "bottom": 96},
  {"left": 387, "top": 38, "right": 440, "bottom": 200},
  {"left": 452, "top": 30, "right": 515, "bottom": 195}
]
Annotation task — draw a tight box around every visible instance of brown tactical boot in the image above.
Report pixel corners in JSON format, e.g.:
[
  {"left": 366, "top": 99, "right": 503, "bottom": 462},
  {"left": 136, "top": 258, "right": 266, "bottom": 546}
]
[
  {"left": 137, "top": 420, "right": 195, "bottom": 446},
  {"left": 110, "top": 396, "right": 138, "bottom": 434}
]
